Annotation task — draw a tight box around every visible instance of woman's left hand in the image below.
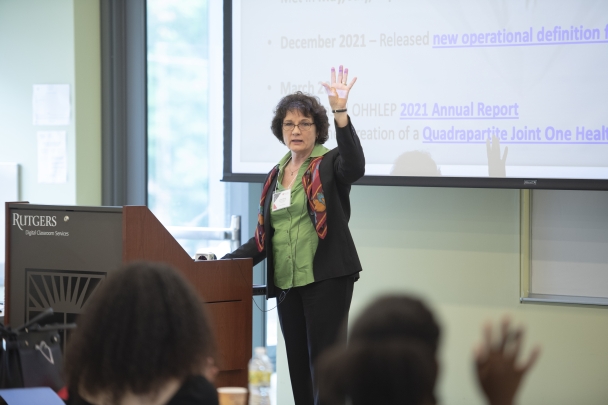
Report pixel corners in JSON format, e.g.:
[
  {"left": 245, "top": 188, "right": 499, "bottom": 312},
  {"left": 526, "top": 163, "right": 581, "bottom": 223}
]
[{"left": 321, "top": 65, "right": 357, "bottom": 110}]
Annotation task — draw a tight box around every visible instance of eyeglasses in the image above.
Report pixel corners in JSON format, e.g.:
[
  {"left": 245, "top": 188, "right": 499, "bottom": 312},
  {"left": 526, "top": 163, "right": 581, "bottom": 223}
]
[{"left": 282, "top": 122, "right": 315, "bottom": 132}]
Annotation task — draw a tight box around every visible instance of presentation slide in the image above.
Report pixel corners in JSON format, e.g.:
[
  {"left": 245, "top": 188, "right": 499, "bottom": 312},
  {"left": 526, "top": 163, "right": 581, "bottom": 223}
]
[{"left": 231, "top": 0, "right": 608, "bottom": 182}]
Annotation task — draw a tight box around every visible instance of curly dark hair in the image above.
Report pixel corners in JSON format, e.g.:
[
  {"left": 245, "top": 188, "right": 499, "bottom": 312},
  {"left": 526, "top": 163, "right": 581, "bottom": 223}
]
[
  {"left": 318, "top": 339, "right": 437, "bottom": 405},
  {"left": 318, "top": 294, "right": 441, "bottom": 405},
  {"left": 349, "top": 294, "right": 441, "bottom": 353},
  {"left": 270, "top": 91, "right": 330, "bottom": 145},
  {"left": 63, "top": 261, "right": 216, "bottom": 402}
]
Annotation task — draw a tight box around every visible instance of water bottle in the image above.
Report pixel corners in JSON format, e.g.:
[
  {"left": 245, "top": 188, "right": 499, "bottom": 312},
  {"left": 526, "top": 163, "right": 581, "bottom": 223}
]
[{"left": 249, "top": 346, "right": 273, "bottom": 405}]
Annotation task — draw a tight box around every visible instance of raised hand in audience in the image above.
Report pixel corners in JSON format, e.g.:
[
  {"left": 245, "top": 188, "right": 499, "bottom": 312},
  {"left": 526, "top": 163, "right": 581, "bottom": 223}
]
[{"left": 474, "top": 317, "right": 541, "bottom": 405}]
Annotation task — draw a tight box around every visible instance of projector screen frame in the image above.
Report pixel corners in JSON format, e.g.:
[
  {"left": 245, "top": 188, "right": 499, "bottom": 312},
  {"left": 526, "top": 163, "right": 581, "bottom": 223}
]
[{"left": 222, "top": 0, "right": 608, "bottom": 191}]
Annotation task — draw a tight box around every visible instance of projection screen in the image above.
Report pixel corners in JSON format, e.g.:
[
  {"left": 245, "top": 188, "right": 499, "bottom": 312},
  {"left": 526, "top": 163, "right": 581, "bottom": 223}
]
[{"left": 224, "top": 0, "right": 608, "bottom": 189}]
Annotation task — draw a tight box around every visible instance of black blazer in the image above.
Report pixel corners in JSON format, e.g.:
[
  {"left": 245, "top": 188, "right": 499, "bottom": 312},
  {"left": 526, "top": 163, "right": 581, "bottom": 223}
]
[{"left": 223, "top": 117, "right": 365, "bottom": 298}]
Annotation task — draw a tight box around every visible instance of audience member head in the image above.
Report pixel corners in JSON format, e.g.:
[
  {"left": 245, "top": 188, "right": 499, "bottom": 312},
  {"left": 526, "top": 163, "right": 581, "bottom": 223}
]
[
  {"left": 318, "top": 294, "right": 440, "bottom": 405},
  {"left": 64, "top": 261, "right": 216, "bottom": 404},
  {"left": 349, "top": 294, "right": 441, "bottom": 353}
]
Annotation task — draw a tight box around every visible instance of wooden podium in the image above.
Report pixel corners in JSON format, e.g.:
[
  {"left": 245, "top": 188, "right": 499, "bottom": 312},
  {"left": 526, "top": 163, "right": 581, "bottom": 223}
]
[{"left": 5, "top": 203, "right": 252, "bottom": 388}]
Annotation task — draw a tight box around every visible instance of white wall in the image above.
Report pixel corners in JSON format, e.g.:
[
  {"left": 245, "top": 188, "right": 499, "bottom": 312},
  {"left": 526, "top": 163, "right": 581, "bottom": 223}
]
[
  {"left": 0, "top": 0, "right": 101, "bottom": 206},
  {"left": 0, "top": 0, "right": 100, "bottom": 308},
  {"left": 276, "top": 186, "right": 608, "bottom": 405}
]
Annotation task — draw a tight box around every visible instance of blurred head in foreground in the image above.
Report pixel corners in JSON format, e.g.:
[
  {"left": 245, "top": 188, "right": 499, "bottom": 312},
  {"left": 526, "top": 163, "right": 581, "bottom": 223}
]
[
  {"left": 64, "top": 261, "right": 216, "bottom": 404},
  {"left": 318, "top": 294, "right": 440, "bottom": 405}
]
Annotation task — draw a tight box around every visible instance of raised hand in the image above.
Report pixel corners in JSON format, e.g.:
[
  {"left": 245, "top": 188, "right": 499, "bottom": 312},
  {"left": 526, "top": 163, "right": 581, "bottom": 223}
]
[
  {"left": 321, "top": 65, "right": 357, "bottom": 111},
  {"left": 474, "top": 317, "right": 541, "bottom": 405}
]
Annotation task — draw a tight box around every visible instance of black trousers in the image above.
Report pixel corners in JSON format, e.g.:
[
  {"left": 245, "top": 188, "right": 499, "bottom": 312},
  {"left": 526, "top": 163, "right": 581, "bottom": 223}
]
[{"left": 277, "top": 275, "right": 355, "bottom": 405}]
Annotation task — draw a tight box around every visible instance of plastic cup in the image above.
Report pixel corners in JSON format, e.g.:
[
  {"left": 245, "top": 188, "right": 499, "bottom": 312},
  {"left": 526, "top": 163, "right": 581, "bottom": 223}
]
[{"left": 217, "top": 387, "right": 248, "bottom": 405}]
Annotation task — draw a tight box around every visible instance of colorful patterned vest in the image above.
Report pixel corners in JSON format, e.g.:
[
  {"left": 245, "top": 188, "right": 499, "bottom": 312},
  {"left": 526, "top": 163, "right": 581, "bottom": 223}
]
[{"left": 255, "top": 156, "right": 326, "bottom": 252}]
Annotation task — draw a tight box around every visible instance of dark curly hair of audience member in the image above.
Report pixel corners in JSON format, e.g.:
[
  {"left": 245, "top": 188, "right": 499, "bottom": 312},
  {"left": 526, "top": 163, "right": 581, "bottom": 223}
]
[
  {"left": 349, "top": 294, "right": 441, "bottom": 353},
  {"left": 270, "top": 91, "right": 330, "bottom": 145},
  {"left": 317, "top": 295, "right": 441, "bottom": 405},
  {"left": 63, "top": 261, "right": 216, "bottom": 403},
  {"left": 318, "top": 339, "right": 437, "bottom": 405}
]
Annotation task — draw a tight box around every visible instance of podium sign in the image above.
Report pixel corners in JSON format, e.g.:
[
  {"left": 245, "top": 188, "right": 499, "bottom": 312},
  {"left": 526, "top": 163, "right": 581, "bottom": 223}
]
[{"left": 7, "top": 205, "right": 122, "bottom": 328}]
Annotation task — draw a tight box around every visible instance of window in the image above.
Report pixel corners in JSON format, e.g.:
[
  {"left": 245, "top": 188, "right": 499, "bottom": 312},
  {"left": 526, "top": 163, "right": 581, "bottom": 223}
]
[
  {"left": 147, "top": 0, "right": 229, "bottom": 257},
  {"left": 146, "top": 0, "right": 270, "bottom": 357}
]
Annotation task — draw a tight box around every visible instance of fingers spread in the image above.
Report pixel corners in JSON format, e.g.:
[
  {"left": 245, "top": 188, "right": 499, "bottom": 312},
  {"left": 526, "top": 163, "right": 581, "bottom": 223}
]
[
  {"left": 327, "top": 66, "right": 353, "bottom": 100},
  {"left": 521, "top": 345, "right": 541, "bottom": 373},
  {"left": 506, "top": 328, "right": 523, "bottom": 363},
  {"left": 347, "top": 76, "right": 358, "bottom": 89},
  {"left": 321, "top": 82, "right": 335, "bottom": 96},
  {"left": 499, "top": 316, "right": 512, "bottom": 350},
  {"left": 483, "top": 321, "right": 493, "bottom": 350}
]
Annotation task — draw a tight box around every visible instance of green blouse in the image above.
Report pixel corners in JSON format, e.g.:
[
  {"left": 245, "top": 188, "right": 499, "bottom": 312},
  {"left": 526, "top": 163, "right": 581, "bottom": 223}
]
[{"left": 270, "top": 144, "right": 330, "bottom": 289}]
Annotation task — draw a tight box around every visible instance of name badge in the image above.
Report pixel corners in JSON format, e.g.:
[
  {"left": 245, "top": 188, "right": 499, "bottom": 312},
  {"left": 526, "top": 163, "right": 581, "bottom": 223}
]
[{"left": 272, "top": 189, "right": 291, "bottom": 211}]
